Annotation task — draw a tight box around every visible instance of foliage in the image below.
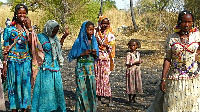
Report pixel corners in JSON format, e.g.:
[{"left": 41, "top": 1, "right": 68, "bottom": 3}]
[
  {"left": 184, "top": 0, "right": 200, "bottom": 28},
  {"left": 7, "top": 0, "right": 117, "bottom": 34},
  {"left": 136, "top": 0, "right": 173, "bottom": 13}
]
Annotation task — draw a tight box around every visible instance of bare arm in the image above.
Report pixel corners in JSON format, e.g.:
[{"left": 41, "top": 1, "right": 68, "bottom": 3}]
[
  {"left": 160, "top": 58, "right": 171, "bottom": 92},
  {"left": 60, "top": 28, "right": 69, "bottom": 48}
]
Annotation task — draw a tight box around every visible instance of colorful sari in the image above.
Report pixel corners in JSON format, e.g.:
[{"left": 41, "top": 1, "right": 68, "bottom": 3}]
[
  {"left": 95, "top": 16, "right": 115, "bottom": 97},
  {"left": 68, "top": 21, "right": 99, "bottom": 112}
]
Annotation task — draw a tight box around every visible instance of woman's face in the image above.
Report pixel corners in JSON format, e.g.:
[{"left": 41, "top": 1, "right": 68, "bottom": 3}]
[
  {"left": 101, "top": 19, "right": 109, "bottom": 30},
  {"left": 51, "top": 26, "right": 59, "bottom": 38},
  {"left": 86, "top": 25, "right": 94, "bottom": 39},
  {"left": 17, "top": 8, "right": 27, "bottom": 23},
  {"left": 180, "top": 14, "right": 193, "bottom": 32}
]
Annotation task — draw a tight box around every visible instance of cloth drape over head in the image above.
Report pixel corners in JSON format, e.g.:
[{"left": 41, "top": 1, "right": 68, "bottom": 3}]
[
  {"left": 67, "top": 21, "right": 99, "bottom": 62},
  {"left": 43, "top": 20, "right": 64, "bottom": 65}
]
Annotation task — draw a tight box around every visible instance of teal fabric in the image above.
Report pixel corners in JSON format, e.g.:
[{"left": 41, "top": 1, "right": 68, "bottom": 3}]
[
  {"left": 31, "top": 33, "right": 66, "bottom": 112},
  {"left": 3, "top": 25, "right": 32, "bottom": 109},
  {"left": 3, "top": 26, "right": 31, "bottom": 61},
  {"left": 75, "top": 44, "right": 97, "bottom": 112}
]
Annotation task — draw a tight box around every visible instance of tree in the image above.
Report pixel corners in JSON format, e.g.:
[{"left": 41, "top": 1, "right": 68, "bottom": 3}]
[
  {"left": 184, "top": 0, "right": 200, "bottom": 27},
  {"left": 130, "top": 0, "right": 138, "bottom": 30}
]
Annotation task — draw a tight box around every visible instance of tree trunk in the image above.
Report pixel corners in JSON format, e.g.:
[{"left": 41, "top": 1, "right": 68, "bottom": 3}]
[
  {"left": 98, "top": 0, "right": 103, "bottom": 18},
  {"left": 130, "top": 0, "right": 138, "bottom": 30}
]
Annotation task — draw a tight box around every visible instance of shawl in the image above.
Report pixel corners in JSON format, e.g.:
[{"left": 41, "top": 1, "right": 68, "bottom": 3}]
[
  {"left": 43, "top": 20, "right": 64, "bottom": 66},
  {"left": 97, "top": 16, "right": 115, "bottom": 71},
  {"left": 67, "top": 21, "right": 99, "bottom": 62}
]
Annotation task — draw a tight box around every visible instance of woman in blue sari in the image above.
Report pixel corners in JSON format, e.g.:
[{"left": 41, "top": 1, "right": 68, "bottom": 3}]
[
  {"left": 2, "top": 4, "right": 32, "bottom": 112},
  {"left": 31, "top": 20, "right": 66, "bottom": 112},
  {"left": 68, "top": 21, "right": 99, "bottom": 112}
]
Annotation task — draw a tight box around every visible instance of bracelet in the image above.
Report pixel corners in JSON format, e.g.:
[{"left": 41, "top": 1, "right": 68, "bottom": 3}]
[
  {"left": 3, "top": 61, "right": 7, "bottom": 64},
  {"left": 161, "top": 77, "right": 166, "bottom": 81},
  {"left": 29, "top": 32, "right": 32, "bottom": 34},
  {"left": 28, "top": 28, "right": 33, "bottom": 31}
]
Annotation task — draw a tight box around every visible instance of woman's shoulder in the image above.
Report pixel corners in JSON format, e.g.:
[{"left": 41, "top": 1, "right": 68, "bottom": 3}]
[
  {"left": 4, "top": 25, "right": 15, "bottom": 32},
  {"left": 126, "top": 50, "right": 131, "bottom": 55},
  {"left": 37, "top": 33, "right": 48, "bottom": 43}
]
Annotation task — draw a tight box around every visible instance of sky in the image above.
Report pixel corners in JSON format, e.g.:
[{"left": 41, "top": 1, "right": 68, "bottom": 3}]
[
  {"left": 0, "top": 0, "right": 138, "bottom": 10},
  {"left": 115, "top": 0, "right": 138, "bottom": 10}
]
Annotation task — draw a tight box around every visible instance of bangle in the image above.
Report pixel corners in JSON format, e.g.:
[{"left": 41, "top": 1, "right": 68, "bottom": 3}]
[
  {"left": 161, "top": 77, "right": 166, "bottom": 81},
  {"left": 29, "top": 32, "right": 32, "bottom": 34},
  {"left": 3, "top": 61, "right": 7, "bottom": 64},
  {"left": 28, "top": 28, "right": 33, "bottom": 31}
]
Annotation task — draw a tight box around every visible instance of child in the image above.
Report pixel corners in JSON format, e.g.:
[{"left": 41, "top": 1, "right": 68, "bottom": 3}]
[
  {"left": 67, "top": 21, "right": 99, "bottom": 112},
  {"left": 126, "top": 39, "right": 143, "bottom": 104}
]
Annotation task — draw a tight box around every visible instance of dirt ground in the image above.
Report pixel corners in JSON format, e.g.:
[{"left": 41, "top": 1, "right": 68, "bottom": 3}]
[
  {"left": 61, "top": 32, "right": 166, "bottom": 112},
  {"left": 3, "top": 32, "right": 167, "bottom": 112}
]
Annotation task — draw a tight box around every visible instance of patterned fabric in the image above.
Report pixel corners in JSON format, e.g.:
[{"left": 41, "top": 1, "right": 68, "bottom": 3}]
[
  {"left": 126, "top": 51, "right": 143, "bottom": 94},
  {"left": 95, "top": 51, "right": 111, "bottom": 96},
  {"left": 68, "top": 21, "right": 98, "bottom": 112},
  {"left": 95, "top": 16, "right": 115, "bottom": 97},
  {"left": 43, "top": 20, "right": 64, "bottom": 66},
  {"left": 75, "top": 53, "right": 97, "bottom": 112},
  {"left": 0, "top": 59, "right": 6, "bottom": 111},
  {"left": 31, "top": 33, "right": 66, "bottom": 112},
  {"left": 67, "top": 21, "right": 99, "bottom": 62},
  {"left": 3, "top": 25, "right": 31, "bottom": 109},
  {"left": 165, "top": 32, "right": 200, "bottom": 79},
  {"left": 147, "top": 31, "right": 200, "bottom": 112}
]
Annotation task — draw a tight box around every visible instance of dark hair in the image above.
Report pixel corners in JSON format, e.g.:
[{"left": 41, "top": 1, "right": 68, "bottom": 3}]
[
  {"left": 127, "top": 39, "right": 141, "bottom": 48},
  {"left": 85, "top": 21, "right": 94, "bottom": 28},
  {"left": 177, "top": 10, "right": 194, "bottom": 27},
  {"left": 12, "top": 4, "right": 28, "bottom": 22}
]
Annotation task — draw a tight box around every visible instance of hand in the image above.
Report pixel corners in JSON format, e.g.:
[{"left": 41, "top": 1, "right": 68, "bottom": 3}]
[
  {"left": 2, "top": 66, "right": 7, "bottom": 80},
  {"left": 139, "top": 59, "right": 143, "bottom": 63},
  {"left": 82, "top": 49, "right": 91, "bottom": 56},
  {"left": 91, "top": 49, "right": 97, "bottom": 55},
  {"left": 3, "top": 46, "right": 11, "bottom": 55},
  {"left": 160, "top": 80, "right": 166, "bottom": 93},
  {"left": 23, "top": 17, "right": 32, "bottom": 29},
  {"left": 64, "top": 27, "right": 70, "bottom": 36}
]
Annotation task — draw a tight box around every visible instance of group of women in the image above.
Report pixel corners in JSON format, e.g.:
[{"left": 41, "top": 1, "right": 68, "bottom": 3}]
[
  {"left": 0, "top": 3, "right": 115, "bottom": 112},
  {"left": 0, "top": 3, "right": 200, "bottom": 112}
]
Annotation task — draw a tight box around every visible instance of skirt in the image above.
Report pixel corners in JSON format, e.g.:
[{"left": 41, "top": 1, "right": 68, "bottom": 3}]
[{"left": 31, "top": 69, "right": 66, "bottom": 112}]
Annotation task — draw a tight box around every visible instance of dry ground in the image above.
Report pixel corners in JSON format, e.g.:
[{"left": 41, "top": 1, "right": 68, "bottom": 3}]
[{"left": 61, "top": 31, "right": 166, "bottom": 112}]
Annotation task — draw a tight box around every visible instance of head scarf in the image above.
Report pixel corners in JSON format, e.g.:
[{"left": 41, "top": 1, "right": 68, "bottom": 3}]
[
  {"left": 67, "top": 21, "right": 99, "bottom": 62},
  {"left": 98, "top": 15, "right": 113, "bottom": 34},
  {"left": 43, "top": 20, "right": 64, "bottom": 65}
]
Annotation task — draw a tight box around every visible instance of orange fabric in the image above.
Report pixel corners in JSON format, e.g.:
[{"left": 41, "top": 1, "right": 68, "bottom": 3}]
[{"left": 98, "top": 15, "right": 115, "bottom": 71}]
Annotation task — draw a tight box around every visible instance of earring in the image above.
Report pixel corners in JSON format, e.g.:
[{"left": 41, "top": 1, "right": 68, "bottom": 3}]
[{"left": 16, "top": 15, "right": 17, "bottom": 19}]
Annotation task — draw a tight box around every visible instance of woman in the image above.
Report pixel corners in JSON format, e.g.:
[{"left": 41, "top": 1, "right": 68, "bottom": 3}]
[
  {"left": 67, "top": 21, "right": 99, "bottom": 112},
  {"left": 31, "top": 20, "right": 67, "bottom": 112},
  {"left": 2, "top": 4, "right": 32, "bottom": 112},
  {"left": 147, "top": 10, "right": 200, "bottom": 111},
  {"left": 95, "top": 16, "right": 115, "bottom": 106}
]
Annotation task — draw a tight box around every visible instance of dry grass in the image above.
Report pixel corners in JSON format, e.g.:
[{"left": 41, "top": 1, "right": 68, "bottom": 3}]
[{"left": 0, "top": 6, "right": 178, "bottom": 66}]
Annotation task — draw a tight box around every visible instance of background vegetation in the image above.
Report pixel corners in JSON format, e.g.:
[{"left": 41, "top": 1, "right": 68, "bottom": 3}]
[{"left": 0, "top": 0, "right": 199, "bottom": 47}]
